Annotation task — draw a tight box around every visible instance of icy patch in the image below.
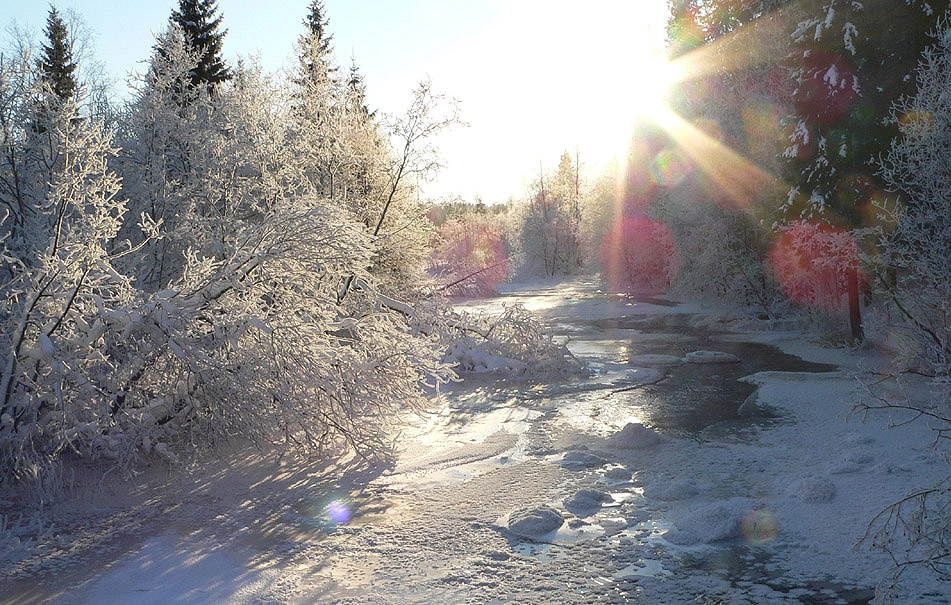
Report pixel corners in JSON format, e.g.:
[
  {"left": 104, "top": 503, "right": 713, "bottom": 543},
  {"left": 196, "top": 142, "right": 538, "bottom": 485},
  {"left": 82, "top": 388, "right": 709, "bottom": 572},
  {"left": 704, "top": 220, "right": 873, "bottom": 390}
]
[
  {"left": 607, "top": 422, "right": 664, "bottom": 449},
  {"left": 667, "top": 497, "right": 754, "bottom": 545},
  {"left": 564, "top": 489, "right": 613, "bottom": 516},
  {"left": 627, "top": 354, "right": 683, "bottom": 367},
  {"left": 684, "top": 350, "right": 740, "bottom": 364},
  {"left": 644, "top": 478, "right": 700, "bottom": 502},
  {"left": 73, "top": 534, "right": 294, "bottom": 604},
  {"left": 505, "top": 506, "right": 565, "bottom": 538},
  {"left": 789, "top": 475, "right": 836, "bottom": 503}
]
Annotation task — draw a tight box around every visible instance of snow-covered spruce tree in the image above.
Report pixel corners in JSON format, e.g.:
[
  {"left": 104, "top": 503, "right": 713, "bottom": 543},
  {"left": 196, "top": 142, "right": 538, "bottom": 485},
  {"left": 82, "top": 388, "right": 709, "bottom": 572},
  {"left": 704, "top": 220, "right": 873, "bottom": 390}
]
[
  {"left": 170, "top": 0, "right": 231, "bottom": 93},
  {"left": 36, "top": 6, "right": 78, "bottom": 107},
  {"left": 779, "top": 0, "right": 947, "bottom": 339}
]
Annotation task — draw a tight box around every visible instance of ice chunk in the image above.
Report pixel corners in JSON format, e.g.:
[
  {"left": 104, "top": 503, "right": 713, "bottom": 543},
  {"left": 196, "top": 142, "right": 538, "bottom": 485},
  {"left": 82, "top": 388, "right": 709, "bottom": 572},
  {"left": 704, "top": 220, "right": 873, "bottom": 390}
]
[{"left": 684, "top": 350, "right": 740, "bottom": 364}]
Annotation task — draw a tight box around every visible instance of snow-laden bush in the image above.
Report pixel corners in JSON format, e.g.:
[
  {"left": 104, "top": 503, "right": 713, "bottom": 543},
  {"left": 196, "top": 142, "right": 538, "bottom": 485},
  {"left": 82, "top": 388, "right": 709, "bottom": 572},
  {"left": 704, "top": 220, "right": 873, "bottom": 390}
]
[
  {"left": 599, "top": 215, "right": 678, "bottom": 296},
  {"left": 0, "top": 97, "right": 150, "bottom": 484},
  {"left": 652, "top": 196, "right": 781, "bottom": 315},
  {"left": 414, "top": 303, "right": 584, "bottom": 378}
]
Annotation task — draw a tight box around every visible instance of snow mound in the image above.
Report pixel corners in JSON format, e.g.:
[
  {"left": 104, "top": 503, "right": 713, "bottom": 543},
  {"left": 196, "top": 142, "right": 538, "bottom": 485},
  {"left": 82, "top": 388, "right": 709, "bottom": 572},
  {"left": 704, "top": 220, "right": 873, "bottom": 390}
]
[
  {"left": 644, "top": 478, "right": 699, "bottom": 501},
  {"left": 565, "top": 489, "right": 613, "bottom": 515},
  {"left": 603, "top": 467, "right": 633, "bottom": 481},
  {"left": 828, "top": 450, "right": 874, "bottom": 474},
  {"left": 627, "top": 354, "right": 683, "bottom": 367},
  {"left": 789, "top": 475, "right": 836, "bottom": 503},
  {"left": 607, "top": 422, "right": 664, "bottom": 449},
  {"left": 667, "top": 497, "right": 754, "bottom": 545},
  {"left": 561, "top": 450, "right": 608, "bottom": 470},
  {"left": 507, "top": 505, "right": 565, "bottom": 538},
  {"left": 684, "top": 350, "right": 740, "bottom": 364}
]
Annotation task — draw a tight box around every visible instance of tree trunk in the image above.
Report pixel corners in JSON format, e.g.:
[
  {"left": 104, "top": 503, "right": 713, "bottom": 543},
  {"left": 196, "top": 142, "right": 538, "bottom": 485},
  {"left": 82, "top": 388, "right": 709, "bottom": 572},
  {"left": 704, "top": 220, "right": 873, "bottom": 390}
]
[{"left": 847, "top": 266, "right": 863, "bottom": 343}]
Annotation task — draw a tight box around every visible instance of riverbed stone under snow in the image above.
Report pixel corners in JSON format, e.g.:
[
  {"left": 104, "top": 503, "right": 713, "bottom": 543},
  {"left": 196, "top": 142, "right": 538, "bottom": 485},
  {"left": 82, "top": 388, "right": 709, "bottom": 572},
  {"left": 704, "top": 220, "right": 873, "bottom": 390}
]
[
  {"left": 560, "top": 449, "right": 608, "bottom": 470},
  {"left": 643, "top": 478, "right": 700, "bottom": 501},
  {"left": 564, "top": 489, "right": 612, "bottom": 515},
  {"left": 788, "top": 475, "right": 837, "bottom": 503},
  {"left": 506, "top": 505, "right": 565, "bottom": 538},
  {"left": 667, "top": 497, "right": 755, "bottom": 545},
  {"left": 683, "top": 350, "right": 741, "bottom": 364},
  {"left": 606, "top": 422, "right": 664, "bottom": 449}
]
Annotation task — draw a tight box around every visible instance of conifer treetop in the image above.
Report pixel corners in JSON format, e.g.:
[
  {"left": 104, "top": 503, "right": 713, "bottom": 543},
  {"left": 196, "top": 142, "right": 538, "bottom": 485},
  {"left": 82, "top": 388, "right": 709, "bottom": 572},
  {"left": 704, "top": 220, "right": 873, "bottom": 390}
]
[
  {"left": 38, "top": 5, "right": 78, "bottom": 103},
  {"left": 171, "top": 0, "right": 231, "bottom": 91}
]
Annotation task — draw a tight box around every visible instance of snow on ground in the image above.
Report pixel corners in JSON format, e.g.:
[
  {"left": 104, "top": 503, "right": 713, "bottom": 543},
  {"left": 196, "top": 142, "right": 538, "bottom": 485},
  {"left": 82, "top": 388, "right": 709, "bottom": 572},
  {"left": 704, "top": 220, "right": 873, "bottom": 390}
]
[{"left": 2, "top": 277, "right": 950, "bottom": 603}]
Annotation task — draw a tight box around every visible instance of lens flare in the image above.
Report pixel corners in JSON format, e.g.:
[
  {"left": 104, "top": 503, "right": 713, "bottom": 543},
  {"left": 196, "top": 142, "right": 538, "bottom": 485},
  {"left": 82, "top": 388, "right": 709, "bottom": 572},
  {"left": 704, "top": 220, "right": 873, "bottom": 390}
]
[
  {"left": 326, "top": 500, "right": 350, "bottom": 524},
  {"left": 649, "top": 150, "right": 691, "bottom": 187},
  {"left": 600, "top": 216, "right": 678, "bottom": 296},
  {"left": 741, "top": 508, "right": 777, "bottom": 545},
  {"left": 768, "top": 221, "right": 863, "bottom": 311},
  {"left": 899, "top": 109, "right": 935, "bottom": 134}
]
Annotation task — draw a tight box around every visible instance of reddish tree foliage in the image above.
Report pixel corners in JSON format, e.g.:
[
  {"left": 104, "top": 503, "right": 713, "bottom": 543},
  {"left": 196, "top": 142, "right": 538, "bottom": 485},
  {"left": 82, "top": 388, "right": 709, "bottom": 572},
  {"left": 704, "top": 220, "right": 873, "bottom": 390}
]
[{"left": 600, "top": 216, "right": 679, "bottom": 296}]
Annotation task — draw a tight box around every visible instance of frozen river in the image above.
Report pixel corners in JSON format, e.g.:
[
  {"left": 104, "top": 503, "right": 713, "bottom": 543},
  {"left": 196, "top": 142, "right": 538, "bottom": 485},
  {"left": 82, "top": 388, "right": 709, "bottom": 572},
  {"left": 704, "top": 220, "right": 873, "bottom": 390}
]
[{"left": 3, "top": 278, "right": 948, "bottom": 604}]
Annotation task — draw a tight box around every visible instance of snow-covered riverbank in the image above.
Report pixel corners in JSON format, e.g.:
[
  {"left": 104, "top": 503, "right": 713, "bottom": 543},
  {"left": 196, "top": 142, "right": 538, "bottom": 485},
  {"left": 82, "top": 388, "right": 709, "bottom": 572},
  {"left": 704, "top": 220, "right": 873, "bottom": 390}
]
[{"left": 2, "top": 278, "right": 948, "bottom": 603}]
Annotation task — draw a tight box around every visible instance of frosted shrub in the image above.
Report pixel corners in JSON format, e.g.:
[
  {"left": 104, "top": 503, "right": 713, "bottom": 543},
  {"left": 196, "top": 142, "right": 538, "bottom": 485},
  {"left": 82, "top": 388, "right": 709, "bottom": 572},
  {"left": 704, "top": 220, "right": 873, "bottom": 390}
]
[
  {"left": 0, "top": 99, "right": 150, "bottom": 483},
  {"left": 768, "top": 221, "right": 860, "bottom": 311},
  {"left": 599, "top": 216, "right": 678, "bottom": 296},
  {"left": 417, "top": 303, "right": 583, "bottom": 378},
  {"left": 653, "top": 197, "right": 780, "bottom": 315}
]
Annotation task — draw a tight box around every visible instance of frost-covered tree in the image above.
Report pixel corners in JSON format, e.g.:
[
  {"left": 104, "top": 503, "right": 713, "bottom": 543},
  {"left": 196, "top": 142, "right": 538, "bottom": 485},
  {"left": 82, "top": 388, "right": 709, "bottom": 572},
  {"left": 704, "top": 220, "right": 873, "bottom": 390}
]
[
  {"left": 0, "top": 96, "right": 152, "bottom": 484},
  {"left": 170, "top": 0, "right": 231, "bottom": 92},
  {"left": 853, "top": 21, "right": 951, "bottom": 597},
  {"left": 875, "top": 23, "right": 951, "bottom": 376},
  {"left": 115, "top": 26, "right": 216, "bottom": 289}
]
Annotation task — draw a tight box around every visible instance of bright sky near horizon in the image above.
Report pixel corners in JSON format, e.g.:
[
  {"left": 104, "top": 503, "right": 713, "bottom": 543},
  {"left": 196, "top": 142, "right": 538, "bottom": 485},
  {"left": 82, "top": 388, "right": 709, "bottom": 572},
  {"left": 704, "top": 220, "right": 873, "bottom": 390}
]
[{"left": 0, "top": 1, "right": 671, "bottom": 204}]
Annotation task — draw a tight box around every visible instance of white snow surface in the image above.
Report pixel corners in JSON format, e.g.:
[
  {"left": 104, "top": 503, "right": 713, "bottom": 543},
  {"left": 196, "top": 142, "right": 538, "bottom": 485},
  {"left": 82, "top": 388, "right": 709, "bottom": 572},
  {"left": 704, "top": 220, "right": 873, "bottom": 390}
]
[{"left": 2, "top": 278, "right": 950, "bottom": 604}]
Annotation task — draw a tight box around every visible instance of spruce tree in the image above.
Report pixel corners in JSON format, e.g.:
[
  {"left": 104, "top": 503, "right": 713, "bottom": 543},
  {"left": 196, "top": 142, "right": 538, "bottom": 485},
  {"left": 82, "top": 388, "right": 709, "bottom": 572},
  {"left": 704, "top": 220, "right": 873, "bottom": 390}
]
[
  {"left": 296, "top": 0, "right": 335, "bottom": 90},
  {"left": 38, "top": 6, "right": 78, "bottom": 104},
  {"left": 170, "top": 0, "right": 231, "bottom": 92}
]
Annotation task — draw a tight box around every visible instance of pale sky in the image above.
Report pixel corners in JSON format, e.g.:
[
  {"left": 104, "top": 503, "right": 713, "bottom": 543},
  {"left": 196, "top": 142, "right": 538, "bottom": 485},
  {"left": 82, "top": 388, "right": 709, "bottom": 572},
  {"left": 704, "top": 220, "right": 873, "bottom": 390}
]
[{"left": 0, "top": 1, "right": 671, "bottom": 203}]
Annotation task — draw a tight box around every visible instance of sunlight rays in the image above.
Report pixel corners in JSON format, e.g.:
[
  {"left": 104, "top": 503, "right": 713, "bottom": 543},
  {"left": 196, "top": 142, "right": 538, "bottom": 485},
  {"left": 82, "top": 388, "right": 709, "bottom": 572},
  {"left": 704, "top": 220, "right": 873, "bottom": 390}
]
[{"left": 650, "top": 104, "right": 786, "bottom": 211}]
